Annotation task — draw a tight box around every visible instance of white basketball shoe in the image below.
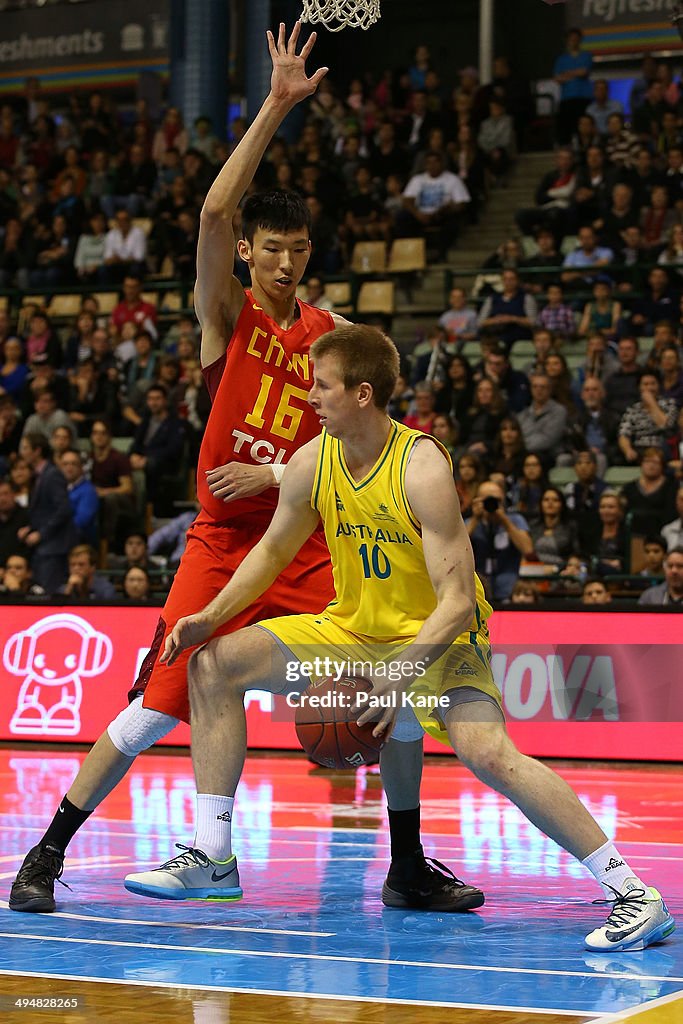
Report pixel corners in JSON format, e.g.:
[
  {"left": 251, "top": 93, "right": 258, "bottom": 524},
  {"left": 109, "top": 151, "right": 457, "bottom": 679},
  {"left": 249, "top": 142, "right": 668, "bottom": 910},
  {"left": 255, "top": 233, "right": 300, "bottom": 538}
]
[
  {"left": 124, "top": 844, "right": 242, "bottom": 901},
  {"left": 585, "top": 879, "right": 675, "bottom": 952}
]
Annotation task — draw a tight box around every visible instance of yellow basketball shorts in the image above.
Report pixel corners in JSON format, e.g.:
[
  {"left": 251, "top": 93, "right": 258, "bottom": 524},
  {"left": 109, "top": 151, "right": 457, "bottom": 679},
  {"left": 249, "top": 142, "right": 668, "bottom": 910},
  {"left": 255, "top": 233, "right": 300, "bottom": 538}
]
[{"left": 256, "top": 611, "right": 502, "bottom": 746}]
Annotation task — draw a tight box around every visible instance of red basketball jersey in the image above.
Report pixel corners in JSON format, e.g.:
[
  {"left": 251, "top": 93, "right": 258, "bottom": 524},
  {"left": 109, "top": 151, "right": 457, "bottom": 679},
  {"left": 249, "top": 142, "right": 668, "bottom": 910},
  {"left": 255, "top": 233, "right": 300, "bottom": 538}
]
[{"left": 197, "top": 290, "right": 335, "bottom": 524}]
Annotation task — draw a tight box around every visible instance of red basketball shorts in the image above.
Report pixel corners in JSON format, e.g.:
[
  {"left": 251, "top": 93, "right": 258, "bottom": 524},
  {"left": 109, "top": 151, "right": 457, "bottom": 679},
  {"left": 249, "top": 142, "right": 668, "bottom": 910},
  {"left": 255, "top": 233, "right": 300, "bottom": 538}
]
[{"left": 131, "top": 516, "right": 334, "bottom": 722}]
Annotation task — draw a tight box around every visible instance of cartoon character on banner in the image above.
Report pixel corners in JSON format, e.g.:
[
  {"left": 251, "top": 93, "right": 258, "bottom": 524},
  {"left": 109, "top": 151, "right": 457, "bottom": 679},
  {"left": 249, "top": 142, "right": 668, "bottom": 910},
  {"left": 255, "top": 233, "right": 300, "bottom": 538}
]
[{"left": 4, "top": 613, "right": 112, "bottom": 736}]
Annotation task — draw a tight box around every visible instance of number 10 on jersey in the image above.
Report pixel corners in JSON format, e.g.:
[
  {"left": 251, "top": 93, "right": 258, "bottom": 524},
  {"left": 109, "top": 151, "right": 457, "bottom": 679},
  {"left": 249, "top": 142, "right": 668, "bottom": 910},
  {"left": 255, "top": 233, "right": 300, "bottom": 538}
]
[{"left": 359, "top": 543, "right": 392, "bottom": 579}]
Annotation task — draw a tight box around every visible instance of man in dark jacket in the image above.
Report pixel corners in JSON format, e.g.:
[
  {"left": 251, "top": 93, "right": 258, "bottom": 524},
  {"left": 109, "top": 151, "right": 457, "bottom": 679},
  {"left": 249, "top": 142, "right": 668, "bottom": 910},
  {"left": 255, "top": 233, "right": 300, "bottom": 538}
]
[
  {"left": 130, "top": 384, "right": 186, "bottom": 515},
  {"left": 17, "top": 432, "right": 76, "bottom": 593}
]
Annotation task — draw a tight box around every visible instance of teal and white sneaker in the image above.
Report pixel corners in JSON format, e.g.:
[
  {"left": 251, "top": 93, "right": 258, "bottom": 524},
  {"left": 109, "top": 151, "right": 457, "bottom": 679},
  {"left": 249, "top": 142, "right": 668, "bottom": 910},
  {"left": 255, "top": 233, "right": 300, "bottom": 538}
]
[
  {"left": 124, "top": 844, "right": 242, "bottom": 901},
  {"left": 585, "top": 879, "right": 675, "bottom": 952}
]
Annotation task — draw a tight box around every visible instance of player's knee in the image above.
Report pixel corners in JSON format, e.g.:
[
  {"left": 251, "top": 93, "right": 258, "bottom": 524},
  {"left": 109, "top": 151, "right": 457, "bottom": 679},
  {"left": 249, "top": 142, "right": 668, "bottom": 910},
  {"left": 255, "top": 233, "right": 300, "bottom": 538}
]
[
  {"left": 188, "top": 641, "right": 236, "bottom": 701},
  {"left": 452, "top": 726, "right": 513, "bottom": 782},
  {"left": 107, "top": 696, "right": 179, "bottom": 757},
  {"left": 188, "top": 644, "right": 217, "bottom": 697}
]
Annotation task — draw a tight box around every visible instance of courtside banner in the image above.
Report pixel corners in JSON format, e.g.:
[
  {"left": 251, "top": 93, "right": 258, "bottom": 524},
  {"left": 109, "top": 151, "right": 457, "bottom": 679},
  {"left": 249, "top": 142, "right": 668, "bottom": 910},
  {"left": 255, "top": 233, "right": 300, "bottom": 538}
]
[
  {"left": 0, "top": 605, "right": 680, "bottom": 759},
  {"left": 565, "top": 0, "right": 680, "bottom": 55},
  {"left": 0, "top": 0, "right": 169, "bottom": 93}
]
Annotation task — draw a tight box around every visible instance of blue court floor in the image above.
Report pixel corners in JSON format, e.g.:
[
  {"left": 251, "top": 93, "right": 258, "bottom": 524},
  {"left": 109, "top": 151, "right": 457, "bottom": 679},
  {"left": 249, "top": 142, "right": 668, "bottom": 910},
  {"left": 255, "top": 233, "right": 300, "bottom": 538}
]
[{"left": 0, "top": 749, "right": 681, "bottom": 1018}]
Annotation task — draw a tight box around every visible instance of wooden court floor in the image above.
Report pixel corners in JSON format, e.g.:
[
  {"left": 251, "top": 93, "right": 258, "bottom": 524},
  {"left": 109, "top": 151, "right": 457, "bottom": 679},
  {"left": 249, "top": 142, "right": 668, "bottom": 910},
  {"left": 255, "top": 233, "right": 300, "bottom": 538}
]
[{"left": 0, "top": 749, "right": 681, "bottom": 1023}]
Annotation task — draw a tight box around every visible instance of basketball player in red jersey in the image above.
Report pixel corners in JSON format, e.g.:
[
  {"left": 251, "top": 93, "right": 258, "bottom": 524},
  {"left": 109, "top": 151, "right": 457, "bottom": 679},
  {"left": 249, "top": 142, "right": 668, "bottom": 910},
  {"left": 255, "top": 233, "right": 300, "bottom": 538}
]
[{"left": 10, "top": 23, "right": 482, "bottom": 915}]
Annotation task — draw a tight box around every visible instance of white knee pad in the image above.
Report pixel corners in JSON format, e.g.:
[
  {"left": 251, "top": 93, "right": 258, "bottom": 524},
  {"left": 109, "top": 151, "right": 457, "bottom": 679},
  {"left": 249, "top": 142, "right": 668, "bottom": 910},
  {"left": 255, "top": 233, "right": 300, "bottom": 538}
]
[
  {"left": 390, "top": 703, "right": 425, "bottom": 743},
  {"left": 107, "top": 695, "right": 179, "bottom": 756}
]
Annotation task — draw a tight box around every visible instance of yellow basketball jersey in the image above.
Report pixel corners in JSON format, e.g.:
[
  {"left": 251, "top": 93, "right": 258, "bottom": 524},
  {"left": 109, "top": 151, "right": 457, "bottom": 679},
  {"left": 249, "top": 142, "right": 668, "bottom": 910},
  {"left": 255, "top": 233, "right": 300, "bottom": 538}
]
[{"left": 311, "top": 420, "right": 491, "bottom": 643}]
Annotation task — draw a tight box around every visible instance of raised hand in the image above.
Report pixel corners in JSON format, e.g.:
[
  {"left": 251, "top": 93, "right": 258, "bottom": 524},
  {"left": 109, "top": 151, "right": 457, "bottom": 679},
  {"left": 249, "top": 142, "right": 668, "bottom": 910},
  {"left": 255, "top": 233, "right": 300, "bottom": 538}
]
[{"left": 267, "top": 21, "right": 328, "bottom": 107}]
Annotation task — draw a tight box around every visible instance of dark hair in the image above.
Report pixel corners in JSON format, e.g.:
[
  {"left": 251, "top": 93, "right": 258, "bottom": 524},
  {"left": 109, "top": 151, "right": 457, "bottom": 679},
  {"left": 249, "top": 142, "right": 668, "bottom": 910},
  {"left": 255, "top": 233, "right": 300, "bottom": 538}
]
[
  {"left": 124, "top": 564, "right": 151, "bottom": 587},
  {"left": 644, "top": 534, "right": 667, "bottom": 550},
  {"left": 23, "top": 432, "right": 52, "bottom": 460},
  {"left": 91, "top": 418, "right": 112, "bottom": 435},
  {"left": 241, "top": 189, "right": 312, "bottom": 245},
  {"left": 541, "top": 485, "right": 568, "bottom": 522},
  {"left": 582, "top": 576, "right": 608, "bottom": 595},
  {"left": 125, "top": 531, "right": 148, "bottom": 546}
]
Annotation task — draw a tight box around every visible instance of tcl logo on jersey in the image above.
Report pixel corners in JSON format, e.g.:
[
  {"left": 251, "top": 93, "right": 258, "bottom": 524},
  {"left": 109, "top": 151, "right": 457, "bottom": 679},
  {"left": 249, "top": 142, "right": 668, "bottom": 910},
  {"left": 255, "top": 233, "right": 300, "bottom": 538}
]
[
  {"left": 4, "top": 613, "right": 113, "bottom": 737},
  {"left": 231, "top": 429, "right": 288, "bottom": 465}
]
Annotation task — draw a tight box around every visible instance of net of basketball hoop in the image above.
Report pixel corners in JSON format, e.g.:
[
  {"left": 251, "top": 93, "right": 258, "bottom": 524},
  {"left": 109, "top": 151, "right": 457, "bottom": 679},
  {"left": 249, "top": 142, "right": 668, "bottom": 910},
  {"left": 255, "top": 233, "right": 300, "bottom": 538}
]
[{"left": 300, "top": 0, "right": 381, "bottom": 32}]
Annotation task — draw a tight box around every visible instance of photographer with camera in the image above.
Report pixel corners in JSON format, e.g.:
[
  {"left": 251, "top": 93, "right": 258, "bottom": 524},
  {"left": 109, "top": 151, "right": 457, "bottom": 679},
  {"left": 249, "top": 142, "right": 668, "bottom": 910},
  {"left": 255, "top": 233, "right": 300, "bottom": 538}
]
[{"left": 465, "top": 480, "right": 534, "bottom": 601}]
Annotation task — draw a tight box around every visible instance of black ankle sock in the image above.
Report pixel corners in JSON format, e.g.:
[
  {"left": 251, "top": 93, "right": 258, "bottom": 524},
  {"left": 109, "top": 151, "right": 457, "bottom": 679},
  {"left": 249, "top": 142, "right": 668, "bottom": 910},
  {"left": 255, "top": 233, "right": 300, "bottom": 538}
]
[
  {"left": 387, "top": 806, "right": 421, "bottom": 862},
  {"left": 41, "top": 796, "right": 92, "bottom": 856}
]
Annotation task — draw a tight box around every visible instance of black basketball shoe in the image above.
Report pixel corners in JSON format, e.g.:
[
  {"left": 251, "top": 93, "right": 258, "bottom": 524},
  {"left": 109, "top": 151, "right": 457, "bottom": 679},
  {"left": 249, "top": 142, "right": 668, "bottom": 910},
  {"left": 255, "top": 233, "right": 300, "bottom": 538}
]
[
  {"left": 9, "top": 843, "right": 65, "bottom": 913},
  {"left": 382, "top": 848, "right": 485, "bottom": 912}
]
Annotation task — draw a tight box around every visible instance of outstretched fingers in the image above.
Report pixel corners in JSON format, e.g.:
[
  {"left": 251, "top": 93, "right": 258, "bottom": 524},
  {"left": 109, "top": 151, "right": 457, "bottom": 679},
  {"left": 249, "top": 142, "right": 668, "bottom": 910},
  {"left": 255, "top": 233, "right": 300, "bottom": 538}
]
[
  {"left": 310, "top": 66, "right": 329, "bottom": 88},
  {"left": 287, "top": 19, "right": 302, "bottom": 53},
  {"left": 266, "top": 30, "right": 277, "bottom": 61},
  {"left": 277, "top": 21, "right": 286, "bottom": 52},
  {"left": 299, "top": 29, "right": 317, "bottom": 61}
]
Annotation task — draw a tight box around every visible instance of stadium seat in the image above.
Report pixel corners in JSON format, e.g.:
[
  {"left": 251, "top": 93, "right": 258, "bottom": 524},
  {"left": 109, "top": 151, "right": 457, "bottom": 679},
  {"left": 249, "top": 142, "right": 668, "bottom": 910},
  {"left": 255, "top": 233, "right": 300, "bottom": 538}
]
[
  {"left": 160, "top": 291, "right": 184, "bottom": 312},
  {"left": 604, "top": 466, "right": 641, "bottom": 487},
  {"left": 351, "top": 241, "right": 387, "bottom": 275},
  {"left": 566, "top": 354, "right": 584, "bottom": 374},
  {"left": 461, "top": 341, "right": 482, "bottom": 361},
  {"left": 509, "top": 339, "right": 535, "bottom": 357},
  {"left": 324, "top": 280, "right": 353, "bottom": 313},
  {"left": 549, "top": 467, "right": 577, "bottom": 486},
  {"left": 356, "top": 280, "right": 395, "bottom": 315},
  {"left": 388, "top": 237, "right": 426, "bottom": 273},
  {"left": 93, "top": 292, "right": 119, "bottom": 314},
  {"left": 46, "top": 294, "right": 82, "bottom": 318}
]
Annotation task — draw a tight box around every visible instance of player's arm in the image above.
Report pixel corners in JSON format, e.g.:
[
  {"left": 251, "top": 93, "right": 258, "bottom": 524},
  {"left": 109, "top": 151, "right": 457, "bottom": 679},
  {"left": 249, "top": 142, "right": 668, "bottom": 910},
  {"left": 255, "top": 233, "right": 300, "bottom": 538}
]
[
  {"left": 197, "top": 22, "right": 329, "bottom": 367},
  {"left": 161, "top": 439, "right": 322, "bottom": 664},
  {"left": 357, "top": 440, "right": 477, "bottom": 734}
]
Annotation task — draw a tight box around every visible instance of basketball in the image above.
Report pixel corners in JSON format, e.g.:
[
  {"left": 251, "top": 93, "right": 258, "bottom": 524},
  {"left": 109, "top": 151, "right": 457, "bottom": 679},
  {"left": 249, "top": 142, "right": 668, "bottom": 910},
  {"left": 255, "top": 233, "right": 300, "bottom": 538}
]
[{"left": 295, "top": 676, "right": 385, "bottom": 769}]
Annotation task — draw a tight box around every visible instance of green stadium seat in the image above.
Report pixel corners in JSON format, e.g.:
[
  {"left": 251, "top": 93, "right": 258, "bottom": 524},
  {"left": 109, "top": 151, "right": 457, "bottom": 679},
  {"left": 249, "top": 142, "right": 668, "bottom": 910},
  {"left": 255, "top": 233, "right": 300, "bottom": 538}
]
[{"left": 604, "top": 466, "right": 641, "bottom": 487}]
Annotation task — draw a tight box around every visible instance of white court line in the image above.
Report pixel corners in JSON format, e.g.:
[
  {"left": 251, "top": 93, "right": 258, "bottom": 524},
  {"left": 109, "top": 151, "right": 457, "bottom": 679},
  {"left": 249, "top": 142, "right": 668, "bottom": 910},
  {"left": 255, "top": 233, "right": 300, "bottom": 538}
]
[
  {"left": 5, "top": 821, "right": 683, "bottom": 851},
  {"left": 0, "top": 932, "right": 681, "bottom": 984},
  {"left": 0, "top": 902, "right": 333, "bottom": 937},
  {"left": 585, "top": 988, "right": 683, "bottom": 1023},
  {"left": 0, "top": 969, "right": 587, "bottom": 1016}
]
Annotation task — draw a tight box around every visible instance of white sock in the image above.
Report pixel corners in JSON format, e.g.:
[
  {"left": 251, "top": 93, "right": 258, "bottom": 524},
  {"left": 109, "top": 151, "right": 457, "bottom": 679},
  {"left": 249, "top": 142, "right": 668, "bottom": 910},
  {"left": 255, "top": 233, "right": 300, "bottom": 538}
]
[
  {"left": 194, "top": 794, "right": 234, "bottom": 862},
  {"left": 582, "top": 839, "right": 645, "bottom": 898}
]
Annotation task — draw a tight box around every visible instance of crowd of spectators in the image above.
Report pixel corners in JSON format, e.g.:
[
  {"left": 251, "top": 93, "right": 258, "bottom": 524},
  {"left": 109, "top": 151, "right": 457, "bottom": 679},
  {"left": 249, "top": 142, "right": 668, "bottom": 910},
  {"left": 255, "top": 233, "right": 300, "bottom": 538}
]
[{"left": 0, "top": 39, "right": 682, "bottom": 606}]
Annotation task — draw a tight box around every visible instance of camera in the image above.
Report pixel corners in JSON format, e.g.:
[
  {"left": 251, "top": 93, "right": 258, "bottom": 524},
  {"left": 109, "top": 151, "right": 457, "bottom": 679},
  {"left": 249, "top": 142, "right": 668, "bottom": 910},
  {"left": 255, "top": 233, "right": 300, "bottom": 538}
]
[{"left": 483, "top": 496, "right": 501, "bottom": 514}]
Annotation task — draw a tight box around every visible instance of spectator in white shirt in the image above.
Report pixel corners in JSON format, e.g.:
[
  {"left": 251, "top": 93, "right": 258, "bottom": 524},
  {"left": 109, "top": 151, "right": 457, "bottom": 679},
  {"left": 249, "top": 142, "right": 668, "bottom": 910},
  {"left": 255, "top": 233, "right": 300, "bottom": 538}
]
[
  {"left": 102, "top": 209, "right": 147, "bottom": 283},
  {"left": 399, "top": 152, "right": 470, "bottom": 261}
]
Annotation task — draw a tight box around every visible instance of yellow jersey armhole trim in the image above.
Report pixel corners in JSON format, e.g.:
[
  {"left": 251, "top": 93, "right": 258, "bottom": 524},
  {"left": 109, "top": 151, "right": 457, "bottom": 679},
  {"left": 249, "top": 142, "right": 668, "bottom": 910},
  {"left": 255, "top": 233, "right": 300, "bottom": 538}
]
[
  {"left": 398, "top": 433, "right": 452, "bottom": 534},
  {"left": 311, "top": 431, "right": 328, "bottom": 512}
]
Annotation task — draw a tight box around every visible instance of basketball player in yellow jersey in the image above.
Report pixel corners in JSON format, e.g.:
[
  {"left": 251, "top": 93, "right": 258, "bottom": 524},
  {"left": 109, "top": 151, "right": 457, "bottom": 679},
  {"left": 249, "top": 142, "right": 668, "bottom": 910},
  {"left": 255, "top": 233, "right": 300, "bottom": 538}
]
[{"left": 125, "top": 325, "right": 674, "bottom": 953}]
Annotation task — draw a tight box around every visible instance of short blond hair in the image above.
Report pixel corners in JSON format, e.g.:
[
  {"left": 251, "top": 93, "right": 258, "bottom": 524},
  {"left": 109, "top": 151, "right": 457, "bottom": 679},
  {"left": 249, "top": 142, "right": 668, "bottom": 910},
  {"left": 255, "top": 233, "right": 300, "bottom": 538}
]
[{"left": 310, "top": 324, "right": 400, "bottom": 409}]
